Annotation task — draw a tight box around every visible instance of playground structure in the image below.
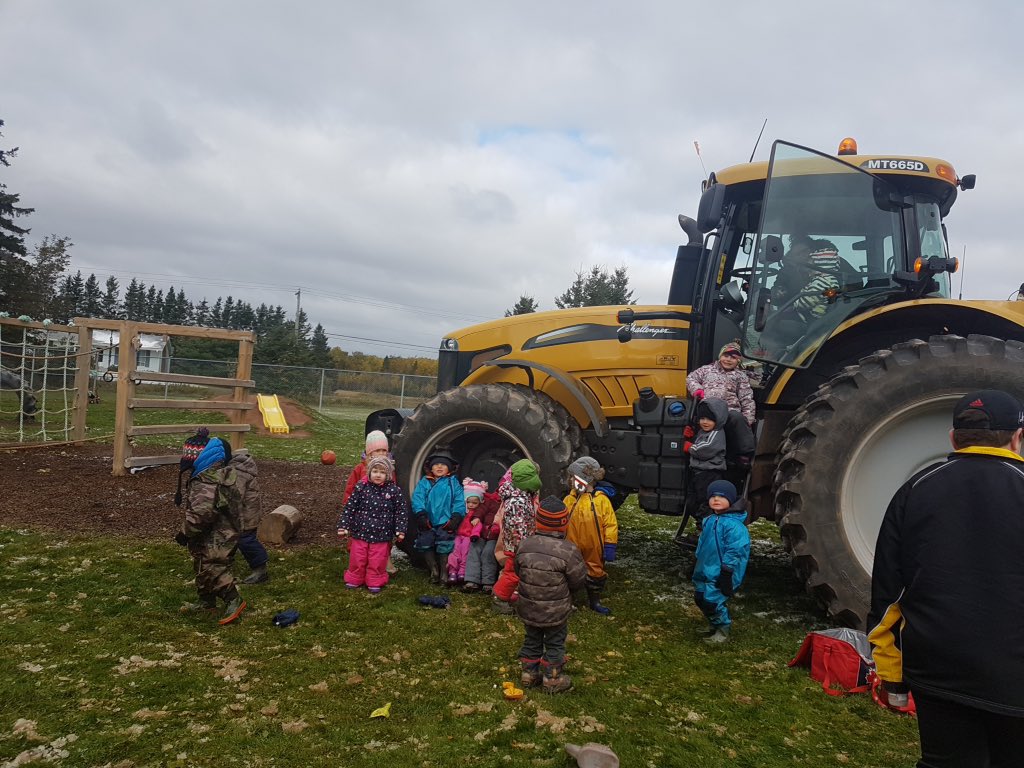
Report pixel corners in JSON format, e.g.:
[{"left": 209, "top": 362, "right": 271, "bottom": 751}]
[
  {"left": 0, "top": 315, "right": 257, "bottom": 475},
  {"left": 257, "top": 393, "right": 290, "bottom": 434}
]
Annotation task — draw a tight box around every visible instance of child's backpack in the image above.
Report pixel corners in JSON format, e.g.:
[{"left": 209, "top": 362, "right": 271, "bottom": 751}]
[
  {"left": 174, "top": 427, "right": 211, "bottom": 506},
  {"left": 788, "top": 628, "right": 873, "bottom": 696}
]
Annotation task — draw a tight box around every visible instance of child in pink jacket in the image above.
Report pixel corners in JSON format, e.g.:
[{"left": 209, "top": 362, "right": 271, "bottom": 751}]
[{"left": 447, "top": 478, "right": 486, "bottom": 585}]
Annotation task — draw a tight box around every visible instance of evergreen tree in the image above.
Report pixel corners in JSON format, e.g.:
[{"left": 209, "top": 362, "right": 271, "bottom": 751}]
[
  {"left": 82, "top": 273, "right": 103, "bottom": 318},
  {"left": 554, "top": 265, "right": 635, "bottom": 308},
  {"left": 0, "top": 119, "right": 34, "bottom": 310},
  {"left": 310, "top": 323, "right": 331, "bottom": 367},
  {"left": 192, "top": 298, "right": 210, "bottom": 326},
  {"left": 124, "top": 279, "right": 146, "bottom": 320},
  {"left": 100, "top": 276, "right": 121, "bottom": 319},
  {"left": 222, "top": 296, "right": 235, "bottom": 328},
  {"left": 209, "top": 297, "right": 223, "bottom": 326},
  {"left": 54, "top": 270, "right": 85, "bottom": 323},
  {"left": 505, "top": 294, "right": 539, "bottom": 316},
  {"left": 18, "top": 234, "right": 72, "bottom": 320}
]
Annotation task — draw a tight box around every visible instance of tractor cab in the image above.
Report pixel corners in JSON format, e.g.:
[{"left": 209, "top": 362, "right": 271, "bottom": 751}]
[{"left": 691, "top": 141, "right": 969, "bottom": 373}]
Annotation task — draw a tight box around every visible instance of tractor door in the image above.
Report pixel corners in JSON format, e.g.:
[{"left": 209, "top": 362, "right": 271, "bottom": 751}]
[{"left": 740, "top": 142, "right": 905, "bottom": 367}]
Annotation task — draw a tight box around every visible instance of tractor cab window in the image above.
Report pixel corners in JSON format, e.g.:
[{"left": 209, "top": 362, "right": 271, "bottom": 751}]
[
  {"left": 741, "top": 142, "right": 904, "bottom": 368},
  {"left": 916, "top": 199, "right": 952, "bottom": 298}
]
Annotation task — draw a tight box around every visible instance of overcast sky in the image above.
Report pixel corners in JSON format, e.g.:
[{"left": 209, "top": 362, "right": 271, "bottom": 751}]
[{"left": 2, "top": 2, "right": 1020, "bottom": 356}]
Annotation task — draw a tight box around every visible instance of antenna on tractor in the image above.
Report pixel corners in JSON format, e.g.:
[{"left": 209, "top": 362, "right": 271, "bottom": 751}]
[
  {"left": 748, "top": 118, "right": 768, "bottom": 163},
  {"left": 958, "top": 245, "right": 966, "bottom": 300},
  {"left": 693, "top": 140, "right": 707, "bottom": 178}
]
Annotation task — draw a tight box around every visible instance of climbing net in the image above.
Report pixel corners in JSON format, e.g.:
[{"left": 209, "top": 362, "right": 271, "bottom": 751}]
[{"left": 0, "top": 319, "right": 109, "bottom": 445}]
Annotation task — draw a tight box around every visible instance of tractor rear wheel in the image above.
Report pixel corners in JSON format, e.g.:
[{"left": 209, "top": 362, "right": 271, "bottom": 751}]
[
  {"left": 392, "top": 383, "right": 585, "bottom": 565},
  {"left": 774, "top": 334, "right": 1024, "bottom": 628}
]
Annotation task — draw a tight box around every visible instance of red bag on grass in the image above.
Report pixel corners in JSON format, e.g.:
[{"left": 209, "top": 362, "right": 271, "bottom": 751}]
[
  {"left": 789, "top": 628, "right": 873, "bottom": 696},
  {"left": 869, "top": 671, "right": 917, "bottom": 716}
]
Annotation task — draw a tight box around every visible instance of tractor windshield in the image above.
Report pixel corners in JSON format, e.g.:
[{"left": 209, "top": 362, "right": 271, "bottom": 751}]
[{"left": 741, "top": 142, "right": 905, "bottom": 367}]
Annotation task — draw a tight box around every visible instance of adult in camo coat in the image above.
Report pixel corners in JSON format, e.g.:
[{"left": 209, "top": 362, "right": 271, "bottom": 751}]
[
  {"left": 224, "top": 449, "right": 270, "bottom": 584},
  {"left": 181, "top": 438, "right": 243, "bottom": 607}
]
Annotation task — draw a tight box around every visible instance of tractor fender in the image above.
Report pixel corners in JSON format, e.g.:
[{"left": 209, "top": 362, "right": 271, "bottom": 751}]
[
  {"left": 765, "top": 300, "right": 1024, "bottom": 407},
  {"left": 465, "top": 358, "right": 609, "bottom": 437}
]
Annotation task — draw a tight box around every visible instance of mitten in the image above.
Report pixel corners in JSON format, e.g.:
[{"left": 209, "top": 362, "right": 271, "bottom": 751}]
[
  {"left": 442, "top": 515, "right": 462, "bottom": 534},
  {"left": 683, "top": 441, "right": 694, "bottom": 454},
  {"left": 416, "top": 513, "right": 431, "bottom": 531},
  {"left": 603, "top": 543, "right": 617, "bottom": 562},
  {"left": 716, "top": 567, "right": 735, "bottom": 597},
  {"left": 417, "top": 595, "right": 451, "bottom": 609},
  {"left": 683, "top": 425, "right": 696, "bottom": 439},
  {"left": 693, "top": 389, "right": 705, "bottom": 400},
  {"left": 470, "top": 534, "right": 480, "bottom": 543},
  {"left": 174, "top": 531, "right": 189, "bottom": 547}
]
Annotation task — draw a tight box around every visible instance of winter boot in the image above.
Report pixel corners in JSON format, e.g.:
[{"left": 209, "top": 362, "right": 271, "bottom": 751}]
[
  {"left": 695, "top": 623, "right": 717, "bottom": 638},
  {"left": 492, "top": 596, "right": 514, "bottom": 615},
  {"left": 180, "top": 595, "right": 217, "bottom": 614},
  {"left": 461, "top": 581, "right": 480, "bottom": 593},
  {"left": 218, "top": 589, "right": 247, "bottom": 625},
  {"left": 427, "top": 555, "right": 441, "bottom": 584},
  {"left": 542, "top": 661, "right": 573, "bottom": 694},
  {"left": 586, "top": 586, "right": 612, "bottom": 616},
  {"left": 703, "top": 625, "right": 731, "bottom": 644},
  {"left": 385, "top": 555, "right": 398, "bottom": 575},
  {"left": 241, "top": 565, "right": 269, "bottom": 585},
  {"left": 520, "top": 658, "right": 543, "bottom": 688}
]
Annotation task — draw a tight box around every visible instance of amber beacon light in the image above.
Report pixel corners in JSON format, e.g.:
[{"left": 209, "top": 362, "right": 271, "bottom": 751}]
[{"left": 837, "top": 137, "right": 858, "bottom": 155}]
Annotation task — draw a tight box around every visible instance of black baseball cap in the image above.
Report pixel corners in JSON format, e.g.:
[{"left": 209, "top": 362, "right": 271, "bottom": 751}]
[{"left": 952, "top": 390, "right": 1024, "bottom": 431}]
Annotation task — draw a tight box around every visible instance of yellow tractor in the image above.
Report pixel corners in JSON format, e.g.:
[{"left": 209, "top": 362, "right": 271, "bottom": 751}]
[{"left": 372, "top": 139, "right": 1024, "bottom": 627}]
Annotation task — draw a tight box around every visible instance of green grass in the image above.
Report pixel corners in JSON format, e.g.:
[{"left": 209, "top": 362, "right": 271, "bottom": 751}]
[{"left": 0, "top": 507, "right": 920, "bottom": 766}]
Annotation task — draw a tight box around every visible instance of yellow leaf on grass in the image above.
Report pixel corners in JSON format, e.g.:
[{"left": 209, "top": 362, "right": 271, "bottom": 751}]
[{"left": 370, "top": 702, "right": 392, "bottom": 719}]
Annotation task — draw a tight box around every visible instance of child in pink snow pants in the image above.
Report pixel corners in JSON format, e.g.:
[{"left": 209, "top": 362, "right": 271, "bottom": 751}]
[
  {"left": 448, "top": 479, "right": 486, "bottom": 584},
  {"left": 337, "top": 456, "right": 408, "bottom": 593}
]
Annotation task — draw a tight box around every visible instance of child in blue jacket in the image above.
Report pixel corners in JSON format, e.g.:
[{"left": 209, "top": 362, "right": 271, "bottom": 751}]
[
  {"left": 692, "top": 480, "right": 750, "bottom": 644},
  {"left": 411, "top": 449, "right": 466, "bottom": 584}
]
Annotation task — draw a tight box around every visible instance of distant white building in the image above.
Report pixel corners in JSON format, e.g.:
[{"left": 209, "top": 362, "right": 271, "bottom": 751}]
[{"left": 92, "top": 330, "right": 173, "bottom": 376}]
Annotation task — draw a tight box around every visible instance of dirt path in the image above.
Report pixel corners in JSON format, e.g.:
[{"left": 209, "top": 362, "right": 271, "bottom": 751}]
[{"left": 0, "top": 443, "right": 345, "bottom": 547}]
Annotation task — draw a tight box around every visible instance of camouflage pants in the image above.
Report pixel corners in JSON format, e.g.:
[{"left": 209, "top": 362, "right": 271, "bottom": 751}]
[{"left": 188, "top": 532, "right": 239, "bottom": 601}]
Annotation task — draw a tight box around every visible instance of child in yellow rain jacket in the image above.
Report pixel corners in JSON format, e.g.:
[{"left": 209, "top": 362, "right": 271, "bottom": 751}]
[{"left": 563, "top": 456, "right": 618, "bottom": 616}]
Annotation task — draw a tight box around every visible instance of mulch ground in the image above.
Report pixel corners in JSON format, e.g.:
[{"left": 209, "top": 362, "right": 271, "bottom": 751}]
[{"left": 0, "top": 443, "right": 345, "bottom": 548}]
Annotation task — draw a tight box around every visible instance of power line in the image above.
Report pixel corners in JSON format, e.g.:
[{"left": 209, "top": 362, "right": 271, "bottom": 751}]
[{"left": 321, "top": 331, "right": 438, "bottom": 352}]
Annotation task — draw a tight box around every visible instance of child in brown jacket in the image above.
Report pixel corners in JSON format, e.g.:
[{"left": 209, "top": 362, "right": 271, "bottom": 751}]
[{"left": 514, "top": 496, "right": 588, "bottom": 694}]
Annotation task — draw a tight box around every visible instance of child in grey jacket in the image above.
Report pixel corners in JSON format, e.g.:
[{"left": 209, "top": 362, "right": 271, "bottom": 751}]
[{"left": 683, "top": 397, "right": 729, "bottom": 529}]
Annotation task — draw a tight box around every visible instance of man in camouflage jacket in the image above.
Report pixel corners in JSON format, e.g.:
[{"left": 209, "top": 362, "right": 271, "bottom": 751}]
[{"left": 177, "top": 438, "right": 246, "bottom": 625}]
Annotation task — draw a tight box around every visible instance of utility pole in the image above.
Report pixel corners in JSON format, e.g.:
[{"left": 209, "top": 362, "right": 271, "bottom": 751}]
[{"left": 295, "top": 289, "right": 301, "bottom": 342}]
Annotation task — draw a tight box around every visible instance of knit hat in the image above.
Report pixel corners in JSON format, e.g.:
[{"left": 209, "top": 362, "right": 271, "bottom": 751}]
[
  {"left": 174, "top": 427, "right": 210, "bottom": 506},
  {"left": 427, "top": 449, "right": 456, "bottom": 473},
  {"left": 707, "top": 480, "right": 738, "bottom": 505},
  {"left": 719, "top": 341, "right": 741, "bottom": 358},
  {"left": 510, "top": 459, "right": 541, "bottom": 492},
  {"left": 953, "top": 389, "right": 1024, "bottom": 431},
  {"left": 567, "top": 456, "right": 605, "bottom": 484},
  {"left": 462, "top": 477, "right": 488, "bottom": 501},
  {"left": 535, "top": 496, "right": 570, "bottom": 532},
  {"left": 193, "top": 437, "right": 230, "bottom": 476},
  {"left": 366, "top": 455, "right": 394, "bottom": 481},
  {"left": 365, "top": 430, "right": 390, "bottom": 455}
]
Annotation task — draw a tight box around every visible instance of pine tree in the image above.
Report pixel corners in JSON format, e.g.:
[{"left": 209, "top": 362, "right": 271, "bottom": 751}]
[
  {"left": 554, "top": 265, "right": 635, "bottom": 308},
  {"left": 123, "top": 279, "right": 146, "bottom": 320},
  {"left": 222, "top": 296, "right": 235, "bottom": 328},
  {"left": 505, "top": 294, "right": 539, "bottom": 316},
  {"left": 100, "top": 276, "right": 121, "bottom": 319},
  {"left": 192, "top": 298, "right": 210, "bottom": 326},
  {"left": 0, "top": 119, "right": 34, "bottom": 310},
  {"left": 82, "top": 273, "right": 103, "bottom": 318},
  {"left": 310, "top": 323, "right": 331, "bottom": 367},
  {"left": 209, "top": 297, "right": 223, "bottom": 326}
]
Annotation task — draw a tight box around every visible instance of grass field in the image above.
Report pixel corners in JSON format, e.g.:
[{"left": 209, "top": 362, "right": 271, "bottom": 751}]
[{"left": 0, "top": 405, "right": 922, "bottom": 767}]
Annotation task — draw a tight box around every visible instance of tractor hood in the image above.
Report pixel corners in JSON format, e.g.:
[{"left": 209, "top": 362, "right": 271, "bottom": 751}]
[{"left": 435, "top": 304, "right": 693, "bottom": 418}]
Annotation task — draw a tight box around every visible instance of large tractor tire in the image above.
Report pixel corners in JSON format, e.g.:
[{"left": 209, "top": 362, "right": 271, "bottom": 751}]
[
  {"left": 392, "top": 383, "right": 585, "bottom": 565},
  {"left": 774, "top": 335, "right": 1024, "bottom": 628}
]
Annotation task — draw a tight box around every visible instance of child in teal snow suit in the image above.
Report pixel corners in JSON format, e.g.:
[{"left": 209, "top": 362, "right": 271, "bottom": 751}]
[
  {"left": 692, "top": 480, "right": 750, "bottom": 644},
  {"left": 411, "top": 449, "right": 466, "bottom": 584}
]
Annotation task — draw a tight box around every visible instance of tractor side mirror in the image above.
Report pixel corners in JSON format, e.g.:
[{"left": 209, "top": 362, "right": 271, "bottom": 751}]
[{"left": 697, "top": 184, "right": 726, "bottom": 233}]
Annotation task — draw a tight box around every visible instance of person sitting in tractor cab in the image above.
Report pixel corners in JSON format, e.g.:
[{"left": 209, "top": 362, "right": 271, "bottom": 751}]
[{"left": 759, "top": 236, "right": 862, "bottom": 358}]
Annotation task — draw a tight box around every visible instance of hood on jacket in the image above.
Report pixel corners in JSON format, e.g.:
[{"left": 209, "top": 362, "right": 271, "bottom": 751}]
[
  {"left": 697, "top": 397, "right": 730, "bottom": 427},
  {"left": 228, "top": 449, "right": 258, "bottom": 477}
]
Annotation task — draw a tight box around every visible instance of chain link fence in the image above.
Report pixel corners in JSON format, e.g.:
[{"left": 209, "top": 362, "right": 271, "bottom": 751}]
[{"left": 167, "top": 357, "right": 437, "bottom": 415}]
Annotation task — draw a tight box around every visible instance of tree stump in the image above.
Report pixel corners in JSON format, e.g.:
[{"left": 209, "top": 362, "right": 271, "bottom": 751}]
[{"left": 258, "top": 504, "right": 303, "bottom": 545}]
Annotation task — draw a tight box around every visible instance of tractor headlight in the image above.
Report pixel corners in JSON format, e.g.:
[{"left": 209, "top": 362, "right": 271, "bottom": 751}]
[{"left": 440, "top": 338, "right": 459, "bottom": 351}]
